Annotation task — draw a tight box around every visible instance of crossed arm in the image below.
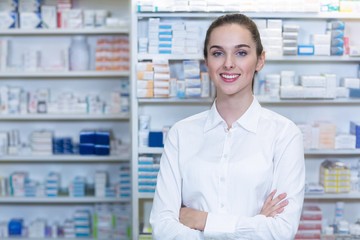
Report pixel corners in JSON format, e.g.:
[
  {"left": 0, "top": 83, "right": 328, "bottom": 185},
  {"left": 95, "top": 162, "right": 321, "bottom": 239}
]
[{"left": 179, "top": 190, "right": 289, "bottom": 231}]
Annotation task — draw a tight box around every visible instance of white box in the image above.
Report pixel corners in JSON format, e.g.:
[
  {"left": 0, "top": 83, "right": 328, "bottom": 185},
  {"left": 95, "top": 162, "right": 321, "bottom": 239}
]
[
  {"left": 41, "top": 6, "right": 57, "bottom": 28},
  {"left": 20, "top": 12, "right": 41, "bottom": 29},
  {"left": 0, "top": 11, "right": 18, "bottom": 29},
  {"left": 314, "top": 44, "right": 330, "bottom": 56}
]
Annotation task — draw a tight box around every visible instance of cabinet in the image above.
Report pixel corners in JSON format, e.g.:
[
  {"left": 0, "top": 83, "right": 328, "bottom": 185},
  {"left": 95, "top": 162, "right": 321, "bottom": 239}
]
[
  {"left": 131, "top": 4, "right": 360, "bottom": 239},
  {"left": 0, "top": 0, "right": 131, "bottom": 239}
]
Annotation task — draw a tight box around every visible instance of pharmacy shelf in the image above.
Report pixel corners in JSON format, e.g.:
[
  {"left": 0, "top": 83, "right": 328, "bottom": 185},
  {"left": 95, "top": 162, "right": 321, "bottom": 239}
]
[
  {"left": 139, "top": 192, "right": 360, "bottom": 200},
  {"left": 305, "top": 149, "right": 360, "bottom": 155},
  {"left": 137, "top": 12, "right": 360, "bottom": 20},
  {"left": 139, "top": 97, "right": 360, "bottom": 105},
  {"left": 138, "top": 147, "right": 360, "bottom": 156},
  {"left": 138, "top": 147, "right": 163, "bottom": 154},
  {"left": 1, "top": 238, "right": 95, "bottom": 240},
  {"left": 0, "top": 155, "right": 130, "bottom": 162},
  {"left": 0, "top": 197, "right": 129, "bottom": 203},
  {"left": 305, "top": 192, "right": 360, "bottom": 200},
  {"left": 258, "top": 96, "right": 360, "bottom": 105},
  {"left": 0, "top": 28, "right": 129, "bottom": 35},
  {"left": 138, "top": 98, "right": 214, "bottom": 104},
  {"left": 0, "top": 113, "right": 129, "bottom": 121},
  {"left": 0, "top": 71, "right": 129, "bottom": 78},
  {"left": 138, "top": 53, "right": 360, "bottom": 62}
]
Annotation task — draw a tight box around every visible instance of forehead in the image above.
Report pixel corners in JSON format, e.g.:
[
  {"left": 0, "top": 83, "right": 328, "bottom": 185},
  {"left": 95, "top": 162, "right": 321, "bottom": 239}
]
[{"left": 208, "top": 23, "right": 254, "bottom": 47}]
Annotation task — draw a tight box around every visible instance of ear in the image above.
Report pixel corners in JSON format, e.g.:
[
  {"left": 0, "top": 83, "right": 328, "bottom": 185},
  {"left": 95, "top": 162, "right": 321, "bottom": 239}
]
[{"left": 255, "top": 51, "right": 265, "bottom": 72}]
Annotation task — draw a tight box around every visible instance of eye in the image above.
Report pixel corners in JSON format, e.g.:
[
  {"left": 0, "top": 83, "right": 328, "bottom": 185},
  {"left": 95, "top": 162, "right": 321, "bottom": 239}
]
[
  {"left": 211, "top": 51, "right": 223, "bottom": 57},
  {"left": 236, "top": 51, "right": 247, "bottom": 56}
]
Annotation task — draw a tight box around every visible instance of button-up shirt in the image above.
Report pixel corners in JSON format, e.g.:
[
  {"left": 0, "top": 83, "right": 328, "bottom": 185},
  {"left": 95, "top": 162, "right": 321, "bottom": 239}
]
[{"left": 150, "top": 97, "right": 305, "bottom": 239}]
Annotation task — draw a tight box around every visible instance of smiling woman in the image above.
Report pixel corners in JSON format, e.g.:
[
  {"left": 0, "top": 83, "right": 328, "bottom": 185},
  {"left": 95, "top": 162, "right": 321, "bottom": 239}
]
[{"left": 150, "top": 13, "right": 305, "bottom": 240}]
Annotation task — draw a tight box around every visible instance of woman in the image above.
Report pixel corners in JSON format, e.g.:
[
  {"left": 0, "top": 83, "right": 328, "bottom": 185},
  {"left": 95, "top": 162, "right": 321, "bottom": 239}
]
[{"left": 150, "top": 13, "right": 305, "bottom": 239}]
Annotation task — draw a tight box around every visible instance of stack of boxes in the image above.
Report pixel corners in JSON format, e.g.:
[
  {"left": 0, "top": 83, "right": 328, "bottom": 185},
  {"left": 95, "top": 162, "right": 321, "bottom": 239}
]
[
  {"left": 295, "top": 205, "right": 322, "bottom": 240},
  {"left": 148, "top": 18, "right": 171, "bottom": 54},
  {"left": 350, "top": 121, "right": 360, "bottom": 148},
  {"left": 327, "top": 20, "right": 345, "bottom": 56},
  {"left": 118, "top": 163, "right": 131, "bottom": 200},
  {"left": 297, "top": 121, "right": 356, "bottom": 150},
  {"left": 137, "top": 61, "right": 154, "bottom": 98},
  {"left": 73, "top": 210, "right": 91, "bottom": 238},
  {"left": 265, "top": 74, "right": 281, "bottom": 97},
  {"left": 79, "top": 129, "right": 111, "bottom": 156},
  {"left": 153, "top": 59, "right": 171, "bottom": 98},
  {"left": 9, "top": 172, "right": 28, "bottom": 197},
  {"left": 63, "top": 219, "right": 75, "bottom": 238},
  {"left": 30, "top": 130, "right": 53, "bottom": 155},
  {"left": 279, "top": 73, "right": 337, "bottom": 99},
  {"left": 24, "top": 179, "right": 39, "bottom": 197},
  {"left": 52, "top": 137, "right": 74, "bottom": 155},
  {"left": 138, "top": 155, "right": 159, "bottom": 194},
  {"left": 314, "top": 122, "right": 337, "bottom": 149},
  {"left": 93, "top": 204, "right": 113, "bottom": 239},
  {"left": 0, "top": 1, "right": 18, "bottom": 29},
  {"left": 283, "top": 24, "right": 300, "bottom": 55},
  {"left": 95, "top": 36, "right": 130, "bottom": 71},
  {"left": 28, "top": 219, "right": 46, "bottom": 238},
  {"left": 45, "top": 172, "right": 60, "bottom": 197},
  {"left": 320, "top": 159, "right": 351, "bottom": 193},
  {"left": 95, "top": 171, "right": 108, "bottom": 197},
  {"left": 183, "top": 60, "right": 201, "bottom": 98},
  {"left": 112, "top": 204, "right": 131, "bottom": 240},
  {"left": 341, "top": 77, "right": 360, "bottom": 98},
  {"left": 312, "top": 33, "right": 331, "bottom": 56},
  {"left": 259, "top": 19, "right": 283, "bottom": 57},
  {"left": 18, "top": 0, "right": 42, "bottom": 29},
  {"left": 146, "top": 18, "right": 201, "bottom": 55},
  {"left": 0, "top": 39, "right": 8, "bottom": 71},
  {"left": 69, "top": 176, "right": 86, "bottom": 197}
]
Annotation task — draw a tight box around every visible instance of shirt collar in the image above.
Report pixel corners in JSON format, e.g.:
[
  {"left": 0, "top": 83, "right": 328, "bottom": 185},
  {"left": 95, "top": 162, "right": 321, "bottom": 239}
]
[{"left": 204, "top": 97, "right": 261, "bottom": 133}]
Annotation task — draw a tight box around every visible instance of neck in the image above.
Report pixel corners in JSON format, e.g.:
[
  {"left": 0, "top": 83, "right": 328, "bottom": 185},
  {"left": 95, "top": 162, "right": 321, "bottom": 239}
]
[{"left": 215, "top": 92, "right": 254, "bottom": 129}]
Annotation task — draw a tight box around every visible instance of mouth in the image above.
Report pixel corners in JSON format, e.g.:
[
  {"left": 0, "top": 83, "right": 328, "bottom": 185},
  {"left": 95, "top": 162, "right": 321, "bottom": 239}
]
[{"left": 220, "top": 73, "right": 240, "bottom": 83}]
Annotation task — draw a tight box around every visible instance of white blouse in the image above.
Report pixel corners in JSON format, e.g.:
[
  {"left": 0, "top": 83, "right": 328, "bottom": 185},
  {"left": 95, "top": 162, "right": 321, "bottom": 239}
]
[{"left": 150, "top": 97, "right": 305, "bottom": 240}]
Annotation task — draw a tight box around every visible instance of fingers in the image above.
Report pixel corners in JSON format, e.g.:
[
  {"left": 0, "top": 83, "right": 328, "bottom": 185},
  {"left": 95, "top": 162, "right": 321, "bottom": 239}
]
[{"left": 260, "top": 190, "right": 289, "bottom": 217}]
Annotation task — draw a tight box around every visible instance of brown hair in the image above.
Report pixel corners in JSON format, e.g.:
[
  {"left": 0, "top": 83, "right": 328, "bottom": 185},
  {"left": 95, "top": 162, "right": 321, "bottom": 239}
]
[{"left": 203, "top": 13, "right": 263, "bottom": 60}]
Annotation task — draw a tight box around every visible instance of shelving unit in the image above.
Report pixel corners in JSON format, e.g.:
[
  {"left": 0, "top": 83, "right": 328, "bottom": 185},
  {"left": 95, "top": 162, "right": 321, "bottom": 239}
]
[
  {"left": 131, "top": 3, "right": 360, "bottom": 239},
  {"left": 0, "top": 0, "right": 131, "bottom": 239},
  {"left": 0, "top": 71, "right": 129, "bottom": 78}
]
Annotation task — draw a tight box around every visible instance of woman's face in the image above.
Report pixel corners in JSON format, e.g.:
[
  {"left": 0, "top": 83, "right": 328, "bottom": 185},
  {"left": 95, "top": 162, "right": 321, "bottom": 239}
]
[{"left": 205, "top": 23, "right": 265, "bottom": 98}]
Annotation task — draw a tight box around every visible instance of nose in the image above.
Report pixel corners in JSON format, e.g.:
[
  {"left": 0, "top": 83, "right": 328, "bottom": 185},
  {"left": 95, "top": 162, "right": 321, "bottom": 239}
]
[{"left": 223, "top": 55, "right": 235, "bottom": 70}]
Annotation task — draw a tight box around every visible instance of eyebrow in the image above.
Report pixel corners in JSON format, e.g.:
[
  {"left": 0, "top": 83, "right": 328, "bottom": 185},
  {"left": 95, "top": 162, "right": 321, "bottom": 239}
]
[{"left": 209, "top": 44, "right": 251, "bottom": 50}]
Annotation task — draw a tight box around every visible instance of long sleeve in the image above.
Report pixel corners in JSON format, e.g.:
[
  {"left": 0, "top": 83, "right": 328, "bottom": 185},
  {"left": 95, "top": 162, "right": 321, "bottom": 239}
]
[
  {"left": 203, "top": 129, "right": 305, "bottom": 240},
  {"left": 150, "top": 126, "right": 204, "bottom": 240}
]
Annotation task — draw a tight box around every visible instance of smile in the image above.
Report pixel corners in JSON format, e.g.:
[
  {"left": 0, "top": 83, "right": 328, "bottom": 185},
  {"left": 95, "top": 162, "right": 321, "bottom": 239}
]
[{"left": 220, "top": 73, "right": 240, "bottom": 82}]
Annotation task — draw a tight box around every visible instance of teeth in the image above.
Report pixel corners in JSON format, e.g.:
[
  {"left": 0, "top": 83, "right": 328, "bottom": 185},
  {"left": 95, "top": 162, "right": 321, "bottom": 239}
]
[{"left": 221, "top": 74, "right": 238, "bottom": 79}]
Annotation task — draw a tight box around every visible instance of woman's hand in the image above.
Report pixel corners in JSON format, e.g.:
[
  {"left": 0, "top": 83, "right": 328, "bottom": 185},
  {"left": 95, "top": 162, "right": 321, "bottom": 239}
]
[
  {"left": 260, "top": 190, "right": 288, "bottom": 217},
  {"left": 179, "top": 207, "right": 208, "bottom": 231}
]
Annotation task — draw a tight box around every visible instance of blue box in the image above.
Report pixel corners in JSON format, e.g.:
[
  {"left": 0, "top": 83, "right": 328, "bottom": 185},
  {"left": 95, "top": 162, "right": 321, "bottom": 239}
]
[
  {"left": 79, "top": 143, "right": 95, "bottom": 155},
  {"left": 95, "top": 145, "right": 110, "bottom": 155},
  {"left": 298, "top": 45, "right": 314, "bottom": 55},
  {"left": 349, "top": 88, "right": 360, "bottom": 98},
  {"left": 148, "top": 131, "right": 163, "bottom": 147},
  {"left": 8, "top": 219, "right": 23, "bottom": 236},
  {"left": 80, "top": 130, "right": 96, "bottom": 144},
  {"left": 95, "top": 130, "right": 110, "bottom": 145}
]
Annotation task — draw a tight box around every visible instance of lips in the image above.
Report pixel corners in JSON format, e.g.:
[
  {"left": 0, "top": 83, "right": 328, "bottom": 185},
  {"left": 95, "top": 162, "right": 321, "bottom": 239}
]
[{"left": 220, "top": 73, "right": 240, "bottom": 83}]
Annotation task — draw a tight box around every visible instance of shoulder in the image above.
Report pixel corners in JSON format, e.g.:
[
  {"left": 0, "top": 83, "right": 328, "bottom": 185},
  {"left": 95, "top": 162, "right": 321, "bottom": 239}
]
[
  {"left": 260, "top": 107, "right": 301, "bottom": 136},
  {"left": 172, "top": 110, "right": 209, "bottom": 131}
]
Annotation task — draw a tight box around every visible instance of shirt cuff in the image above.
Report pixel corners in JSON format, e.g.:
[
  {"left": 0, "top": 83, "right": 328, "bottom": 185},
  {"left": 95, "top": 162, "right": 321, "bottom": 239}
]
[{"left": 204, "top": 212, "right": 238, "bottom": 236}]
